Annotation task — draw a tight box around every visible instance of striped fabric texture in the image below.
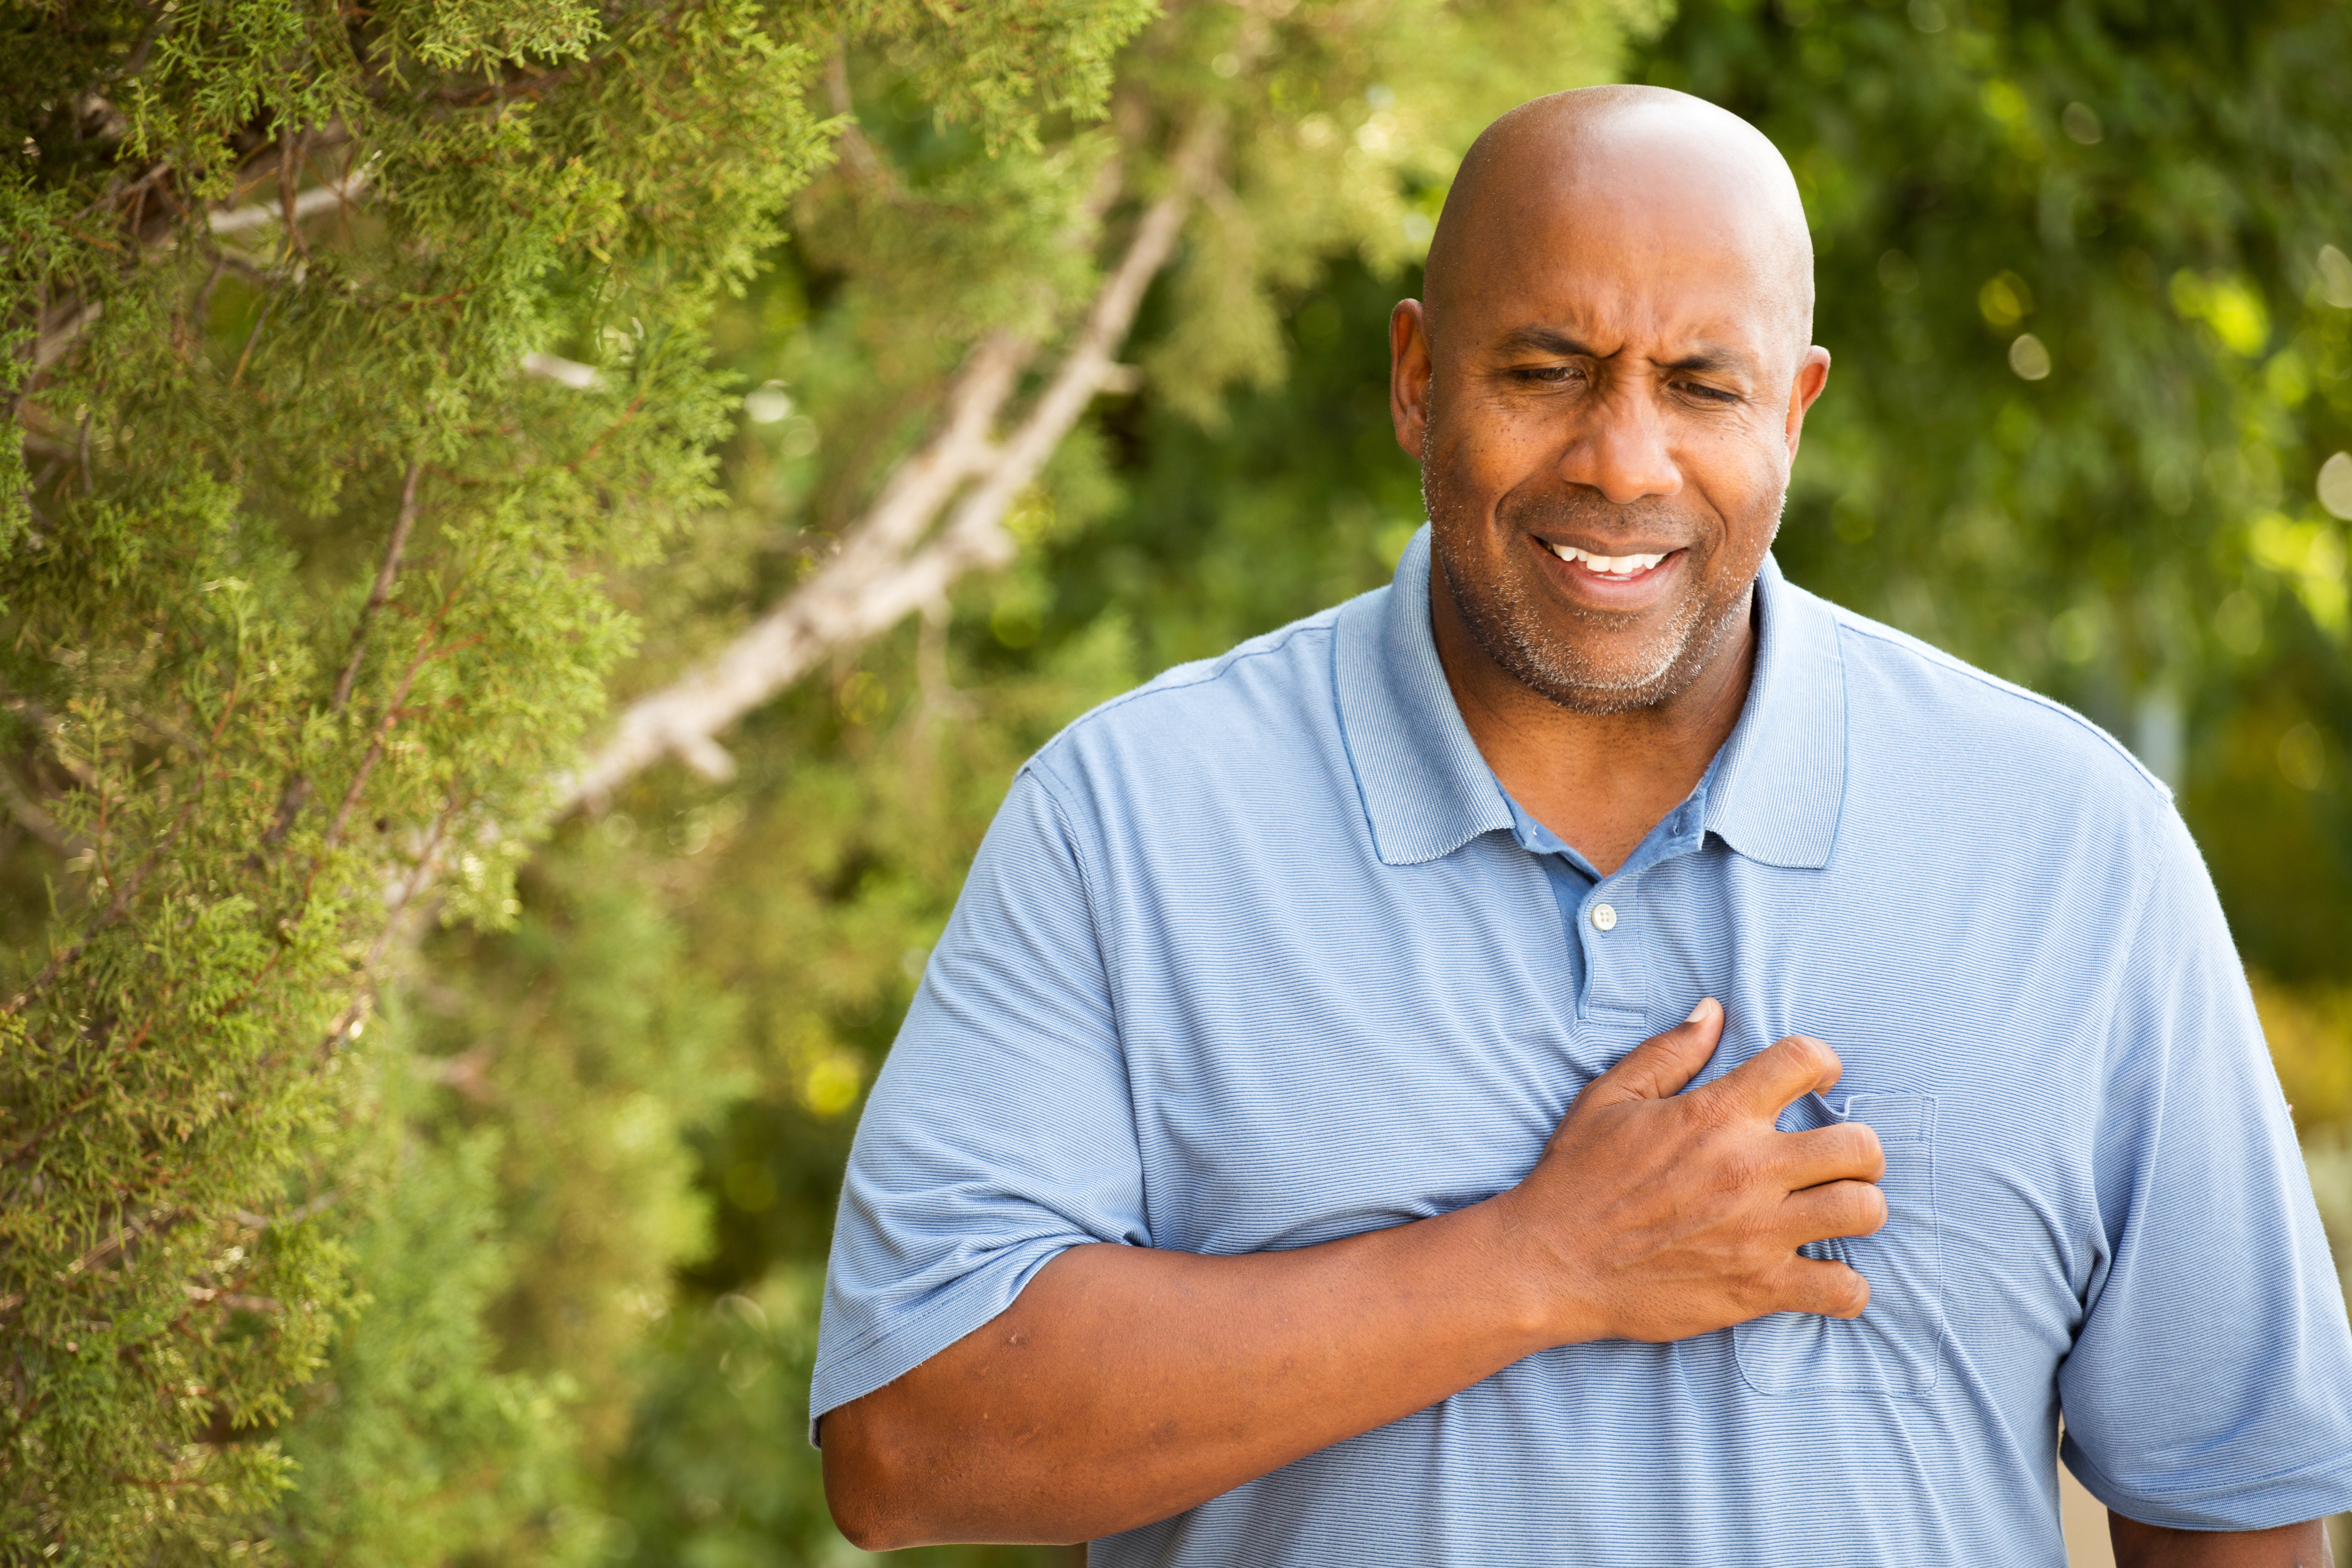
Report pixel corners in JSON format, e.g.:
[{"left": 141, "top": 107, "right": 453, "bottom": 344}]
[{"left": 815, "top": 528, "right": 2352, "bottom": 1566}]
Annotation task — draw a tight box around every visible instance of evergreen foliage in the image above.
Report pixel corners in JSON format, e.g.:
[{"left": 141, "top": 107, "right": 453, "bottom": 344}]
[{"left": 0, "top": 0, "right": 1149, "bottom": 1556}]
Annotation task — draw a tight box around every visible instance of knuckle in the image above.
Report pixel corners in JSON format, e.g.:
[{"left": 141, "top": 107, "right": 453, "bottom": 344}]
[
  {"left": 1782, "top": 1034, "right": 1840, "bottom": 1080},
  {"left": 1682, "top": 1096, "right": 1740, "bottom": 1138},
  {"left": 1773, "top": 1034, "right": 1823, "bottom": 1073},
  {"left": 1860, "top": 1185, "right": 1890, "bottom": 1232},
  {"left": 1715, "top": 1146, "right": 1766, "bottom": 1192},
  {"left": 1821, "top": 1179, "right": 1881, "bottom": 1234},
  {"left": 1731, "top": 1205, "right": 1780, "bottom": 1250},
  {"left": 1821, "top": 1181, "right": 1884, "bottom": 1236}
]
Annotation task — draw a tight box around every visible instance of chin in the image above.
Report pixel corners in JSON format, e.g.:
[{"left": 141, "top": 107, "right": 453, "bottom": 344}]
[
  {"left": 1497, "top": 593, "right": 1737, "bottom": 716},
  {"left": 1522, "top": 657, "right": 1699, "bottom": 716}
]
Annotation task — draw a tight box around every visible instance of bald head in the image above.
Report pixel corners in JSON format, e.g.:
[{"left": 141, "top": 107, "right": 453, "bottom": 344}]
[{"left": 1424, "top": 86, "right": 1814, "bottom": 362}]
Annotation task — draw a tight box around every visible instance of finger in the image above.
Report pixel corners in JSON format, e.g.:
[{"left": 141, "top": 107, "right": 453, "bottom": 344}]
[
  {"left": 1778, "top": 1178, "right": 1890, "bottom": 1246},
  {"left": 1700, "top": 1033, "right": 1843, "bottom": 1123},
  {"left": 1772, "top": 1121, "right": 1886, "bottom": 1191},
  {"left": 1774, "top": 1254, "right": 1871, "bottom": 1319},
  {"left": 1579, "top": 998, "right": 1725, "bottom": 1107}
]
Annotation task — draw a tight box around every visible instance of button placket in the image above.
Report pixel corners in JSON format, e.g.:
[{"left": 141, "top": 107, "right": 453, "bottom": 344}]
[{"left": 1580, "top": 877, "right": 1649, "bottom": 1022}]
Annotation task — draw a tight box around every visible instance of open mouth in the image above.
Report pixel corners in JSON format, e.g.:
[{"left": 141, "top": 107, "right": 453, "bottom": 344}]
[{"left": 1543, "top": 539, "right": 1677, "bottom": 581}]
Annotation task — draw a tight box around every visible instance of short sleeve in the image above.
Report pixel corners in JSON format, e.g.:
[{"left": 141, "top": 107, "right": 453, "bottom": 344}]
[
  {"left": 2059, "top": 807, "right": 2352, "bottom": 1528},
  {"left": 811, "top": 766, "right": 1146, "bottom": 1440}
]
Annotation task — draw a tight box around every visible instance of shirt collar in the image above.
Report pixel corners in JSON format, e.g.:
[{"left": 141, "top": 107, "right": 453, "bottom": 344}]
[{"left": 1333, "top": 525, "right": 1847, "bottom": 871}]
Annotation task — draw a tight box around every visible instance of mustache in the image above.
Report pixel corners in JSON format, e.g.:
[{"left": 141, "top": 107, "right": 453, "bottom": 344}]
[{"left": 1496, "top": 487, "right": 1708, "bottom": 548}]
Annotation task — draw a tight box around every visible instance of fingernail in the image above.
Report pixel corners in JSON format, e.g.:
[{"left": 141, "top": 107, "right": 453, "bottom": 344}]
[{"left": 1686, "top": 998, "right": 1715, "bottom": 1023}]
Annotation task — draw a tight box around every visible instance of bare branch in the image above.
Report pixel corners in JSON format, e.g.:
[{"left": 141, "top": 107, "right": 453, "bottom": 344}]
[
  {"left": 17, "top": 133, "right": 357, "bottom": 395},
  {"left": 183, "top": 1287, "right": 284, "bottom": 1314},
  {"left": 332, "top": 461, "right": 425, "bottom": 714},
  {"left": 206, "top": 164, "right": 370, "bottom": 238},
  {"left": 277, "top": 131, "right": 303, "bottom": 259},
  {"left": 0, "top": 761, "right": 76, "bottom": 854},
  {"left": 825, "top": 50, "right": 890, "bottom": 189},
  {"left": 32, "top": 303, "right": 104, "bottom": 373},
  {"left": 937, "top": 118, "right": 1219, "bottom": 552},
  {"left": 556, "top": 116, "right": 1223, "bottom": 812},
  {"left": 521, "top": 352, "right": 602, "bottom": 390},
  {"left": 59, "top": 1206, "right": 187, "bottom": 1281},
  {"left": 231, "top": 1190, "right": 340, "bottom": 1232}
]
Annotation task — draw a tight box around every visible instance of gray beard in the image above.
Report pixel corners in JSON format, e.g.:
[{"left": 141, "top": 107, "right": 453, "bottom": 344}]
[{"left": 1422, "top": 469, "right": 1758, "bottom": 718}]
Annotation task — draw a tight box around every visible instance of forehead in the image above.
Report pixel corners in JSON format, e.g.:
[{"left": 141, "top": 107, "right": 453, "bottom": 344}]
[
  {"left": 1439, "top": 120, "right": 1805, "bottom": 362},
  {"left": 1461, "top": 185, "right": 1788, "bottom": 358}
]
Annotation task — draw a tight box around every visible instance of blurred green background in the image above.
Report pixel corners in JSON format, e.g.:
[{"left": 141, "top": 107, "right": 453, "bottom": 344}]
[
  {"left": 7, "top": 0, "right": 2350, "bottom": 1560},
  {"left": 488, "top": 1, "right": 2352, "bottom": 1560}
]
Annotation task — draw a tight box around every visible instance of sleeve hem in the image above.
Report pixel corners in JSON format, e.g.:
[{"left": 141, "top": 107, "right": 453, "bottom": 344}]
[
  {"left": 808, "top": 1237, "right": 1080, "bottom": 1447},
  {"left": 2062, "top": 1431, "right": 2352, "bottom": 1532}
]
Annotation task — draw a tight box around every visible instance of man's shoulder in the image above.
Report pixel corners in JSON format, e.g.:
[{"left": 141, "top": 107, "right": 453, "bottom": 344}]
[
  {"left": 1021, "top": 597, "right": 1359, "bottom": 804},
  {"left": 1800, "top": 584, "right": 2172, "bottom": 813}
]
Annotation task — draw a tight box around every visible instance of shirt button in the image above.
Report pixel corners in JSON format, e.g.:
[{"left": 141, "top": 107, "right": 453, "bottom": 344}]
[{"left": 1590, "top": 902, "right": 1617, "bottom": 932}]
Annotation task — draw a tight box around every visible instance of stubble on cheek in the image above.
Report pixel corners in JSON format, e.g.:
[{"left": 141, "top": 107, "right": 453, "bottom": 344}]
[{"left": 1419, "top": 426, "right": 1775, "bottom": 718}]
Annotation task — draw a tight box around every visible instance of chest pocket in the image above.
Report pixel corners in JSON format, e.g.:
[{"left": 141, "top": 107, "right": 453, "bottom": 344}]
[{"left": 1734, "top": 1091, "right": 1945, "bottom": 1397}]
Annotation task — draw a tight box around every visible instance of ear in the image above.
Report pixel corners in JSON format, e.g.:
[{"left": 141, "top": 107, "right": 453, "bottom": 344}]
[
  {"left": 1783, "top": 345, "right": 1831, "bottom": 465},
  {"left": 1390, "top": 300, "right": 1434, "bottom": 460}
]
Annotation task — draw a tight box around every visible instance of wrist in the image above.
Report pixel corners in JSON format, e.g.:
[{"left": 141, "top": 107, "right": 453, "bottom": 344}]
[{"left": 1466, "top": 1187, "right": 1604, "bottom": 1352}]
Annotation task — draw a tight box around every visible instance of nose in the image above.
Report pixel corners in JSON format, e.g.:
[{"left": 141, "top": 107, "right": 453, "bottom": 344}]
[{"left": 1558, "top": 381, "right": 1683, "bottom": 506}]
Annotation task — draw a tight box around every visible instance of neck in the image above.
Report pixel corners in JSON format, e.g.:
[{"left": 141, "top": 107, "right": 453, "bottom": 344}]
[{"left": 1427, "top": 563, "right": 1757, "bottom": 877}]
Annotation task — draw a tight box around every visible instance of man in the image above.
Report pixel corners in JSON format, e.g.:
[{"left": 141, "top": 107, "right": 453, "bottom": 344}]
[{"left": 813, "top": 87, "right": 2352, "bottom": 1565}]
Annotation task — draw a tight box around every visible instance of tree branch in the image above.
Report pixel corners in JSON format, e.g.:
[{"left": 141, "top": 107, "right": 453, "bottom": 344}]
[
  {"left": 19, "top": 156, "right": 370, "bottom": 384},
  {"left": 0, "top": 761, "right": 76, "bottom": 853},
  {"left": 231, "top": 1190, "right": 340, "bottom": 1232},
  {"left": 332, "top": 461, "right": 425, "bottom": 714},
  {"left": 555, "top": 116, "right": 1222, "bottom": 812},
  {"left": 207, "top": 162, "right": 370, "bottom": 239}
]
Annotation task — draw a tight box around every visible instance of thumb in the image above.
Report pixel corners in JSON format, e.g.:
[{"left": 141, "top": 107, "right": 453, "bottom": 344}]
[{"left": 1581, "top": 998, "right": 1725, "bottom": 1107}]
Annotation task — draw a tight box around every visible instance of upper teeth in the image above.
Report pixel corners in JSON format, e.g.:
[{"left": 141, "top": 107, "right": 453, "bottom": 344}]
[{"left": 1550, "top": 542, "right": 1666, "bottom": 576}]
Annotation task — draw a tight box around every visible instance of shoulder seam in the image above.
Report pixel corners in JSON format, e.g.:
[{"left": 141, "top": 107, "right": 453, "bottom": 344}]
[
  {"left": 1038, "top": 615, "right": 1340, "bottom": 751},
  {"left": 1826, "top": 608, "right": 2170, "bottom": 804}
]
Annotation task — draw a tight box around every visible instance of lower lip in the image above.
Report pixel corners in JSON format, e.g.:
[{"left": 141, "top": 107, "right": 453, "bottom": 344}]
[{"left": 1533, "top": 541, "right": 1686, "bottom": 608}]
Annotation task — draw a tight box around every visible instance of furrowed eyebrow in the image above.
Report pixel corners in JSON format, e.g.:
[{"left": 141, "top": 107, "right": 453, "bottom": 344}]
[
  {"left": 1491, "top": 327, "right": 1757, "bottom": 381},
  {"left": 1659, "top": 346, "right": 1755, "bottom": 377},
  {"left": 1494, "top": 327, "right": 1602, "bottom": 359}
]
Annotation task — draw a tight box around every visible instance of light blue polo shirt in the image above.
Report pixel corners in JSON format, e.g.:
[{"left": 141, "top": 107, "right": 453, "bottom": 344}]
[{"left": 816, "top": 528, "right": 2352, "bottom": 1566}]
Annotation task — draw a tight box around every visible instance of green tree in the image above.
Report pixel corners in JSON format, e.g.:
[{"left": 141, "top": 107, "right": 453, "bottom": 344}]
[{"left": 0, "top": 0, "right": 1149, "bottom": 1556}]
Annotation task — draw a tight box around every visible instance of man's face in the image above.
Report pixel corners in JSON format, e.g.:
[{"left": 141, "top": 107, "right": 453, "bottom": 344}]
[{"left": 1394, "top": 169, "right": 1828, "bottom": 715}]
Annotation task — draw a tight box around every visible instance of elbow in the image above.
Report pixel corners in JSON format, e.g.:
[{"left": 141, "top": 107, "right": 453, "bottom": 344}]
[
  {"left": 819, "top": 1404, "right": 926, "bottom": 1551},
  {"left": 823, "top": 1477, "right": 892, "bottom": 1553},
  {"left": 819, "top": 1382, "right": 1096, "bottom": 1549},
  {"left": 826, "top": 1495, "right": 902, "bottom": 1555}
]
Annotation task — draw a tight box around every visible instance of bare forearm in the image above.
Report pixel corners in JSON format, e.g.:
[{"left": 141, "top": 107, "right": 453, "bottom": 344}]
[
  {"left": 821, "top": 1200, "right": 1548, "bottom": 1548},
  {"left": 2111, "top": 1513, "right": 2336, "bottom": 1567}
]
